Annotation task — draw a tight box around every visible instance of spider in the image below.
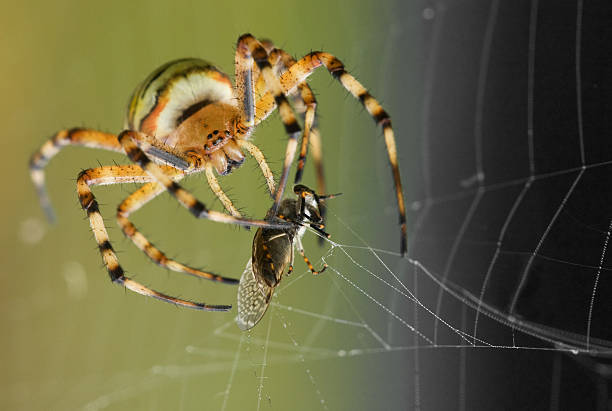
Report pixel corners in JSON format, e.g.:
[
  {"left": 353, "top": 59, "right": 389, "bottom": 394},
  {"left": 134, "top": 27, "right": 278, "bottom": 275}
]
[
  {"left": 237, "top": 184, "right": 339, "bottom": 330},
  {"left": 29, "top": 33, "right": 406, "bottom": 311}
]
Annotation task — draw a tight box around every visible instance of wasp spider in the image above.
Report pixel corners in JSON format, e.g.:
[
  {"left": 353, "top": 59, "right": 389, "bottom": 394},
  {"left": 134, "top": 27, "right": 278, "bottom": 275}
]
[{"left": 29, "top": 34, "right": 406, "bottom": 311}]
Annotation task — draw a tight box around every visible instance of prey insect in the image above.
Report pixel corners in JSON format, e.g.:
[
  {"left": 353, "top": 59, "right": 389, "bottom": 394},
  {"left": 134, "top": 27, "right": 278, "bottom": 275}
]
[{"left": 236, "top": 185, "right": 339, "bottom": 330}]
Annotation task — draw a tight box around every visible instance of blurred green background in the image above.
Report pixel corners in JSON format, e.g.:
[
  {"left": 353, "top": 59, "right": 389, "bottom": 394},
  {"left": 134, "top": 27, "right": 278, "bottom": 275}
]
[{"left": 2, "top": 1, "right": 420, "bottom": 410}]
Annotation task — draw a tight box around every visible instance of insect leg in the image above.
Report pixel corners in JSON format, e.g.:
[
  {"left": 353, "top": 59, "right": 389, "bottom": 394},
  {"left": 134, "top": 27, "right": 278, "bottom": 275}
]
[{"left": 295, "top": 236, "right": 327, "bottom": 275}]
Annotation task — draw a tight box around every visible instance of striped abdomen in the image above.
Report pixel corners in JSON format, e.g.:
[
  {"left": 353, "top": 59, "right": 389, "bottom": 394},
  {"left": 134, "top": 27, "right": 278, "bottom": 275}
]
[{"left": 125, "top": 58, "right": 235, "bottom": 138}]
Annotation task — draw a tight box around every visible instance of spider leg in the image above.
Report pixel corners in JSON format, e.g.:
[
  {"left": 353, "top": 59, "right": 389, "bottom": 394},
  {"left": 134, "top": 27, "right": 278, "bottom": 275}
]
[
  {"left": 269, "top": 48, "right": 320, "bottom": 186},
  {"left": 117, "top": 130, "right": 291, "bottom": 230},
  {"left": 256, "top": 52, "right": 407, "bottom": 255},
  {"left": 236, "top": 34, "right": 301, "bottom": 215},
  {"left": 231, "top": 38, "right": 277, "bottom": 199},
  {"left": 77, "top": 165, "right": 232, "bottom": 310},
  {"left": 252, "top": 42, "right": 330, "bottom": 245},
  {"left": 236, "top": 139, "right": 276, "bottom": 195},
  {"left": 116, "top": 181, "right": 239, "bottom": 284},
  {"left": 308, "top": 128, "right": 326, "bottom": 209},
  {"left": 267, "top": 47, "right": 329, "bottom": 244},
  {"left": 128, "top": 132, "right": 192, "bottom": 170},
  {"left": 253, "top": 44, "right": 325, "bottom": 190},
  {"left": 234, "top": 37, "right": 257, "bottom": 129},
  {"left": 204, "top": 163, "right": 241, "bottom": 218},
  {"left": 29, "top": 128, "right": 123, "bottom": 222}
]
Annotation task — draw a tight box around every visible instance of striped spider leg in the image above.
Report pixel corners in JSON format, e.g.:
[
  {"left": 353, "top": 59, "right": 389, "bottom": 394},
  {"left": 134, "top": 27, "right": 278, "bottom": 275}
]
[
  {"left": 257, "top": 39, "right": 326, "bottom": 192},
  {"left": 75, "top": 157, "right": 291, "bottom": 310},
  {"left": 76, "top": 165, "right": 234, "bottom": 309},
  {"left": 261, "top": 43, "right": 329, "bottom": 245},
  {"left": 238, "top": 35, "right": 335, "bottom": 250},
  {"left": 116, "top": 182, "right": 241, "bottom": 282},
  {"left": 30, "top": 129, "right": 123, "bottom": 223},
  {"left": 237, "top": 184, "right": 339, "bottom": 330},
  {"left": 253, "top": 48, "right": 408, "bottom": 255},
  {"left": 235, "top": 34, "right": 303, "bottom": 214}
]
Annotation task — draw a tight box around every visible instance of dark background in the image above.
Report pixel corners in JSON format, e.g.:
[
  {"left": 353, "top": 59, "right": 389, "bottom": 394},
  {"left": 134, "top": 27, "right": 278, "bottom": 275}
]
[{"left": 398, "top": 0, "right": 612, "bottom": 409}]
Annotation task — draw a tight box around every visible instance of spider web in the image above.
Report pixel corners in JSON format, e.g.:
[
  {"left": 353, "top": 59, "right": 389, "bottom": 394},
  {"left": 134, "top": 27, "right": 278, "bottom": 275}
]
[{"left": 20, "top": 1, "right": 612, "bottom": 410}]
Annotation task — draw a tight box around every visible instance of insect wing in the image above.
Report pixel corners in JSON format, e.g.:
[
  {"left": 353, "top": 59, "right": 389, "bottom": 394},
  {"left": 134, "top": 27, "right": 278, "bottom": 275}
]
[{"left": 236, "top": 260, "right": 273, "bottom": 331}]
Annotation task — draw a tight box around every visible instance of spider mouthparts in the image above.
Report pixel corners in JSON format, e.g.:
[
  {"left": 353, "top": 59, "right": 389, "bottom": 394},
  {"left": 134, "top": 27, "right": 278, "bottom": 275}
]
[
  {"left": 228, "top": 157, "right": 245, "bottom": 167},
  {"left": 223, "top": 140, "right": 245, "bottom": 164},
  {"left": 222, "top": 157, "right": 245, "bottom": 175}
]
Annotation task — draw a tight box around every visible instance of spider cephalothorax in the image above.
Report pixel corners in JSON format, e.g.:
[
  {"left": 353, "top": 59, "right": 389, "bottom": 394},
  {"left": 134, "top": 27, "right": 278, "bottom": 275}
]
[
  {"left": 29, "top": 34, "right": 406, "bottom": 311},
  {"left": 126, "top": 59, "right": 252, "bottom": 176}
]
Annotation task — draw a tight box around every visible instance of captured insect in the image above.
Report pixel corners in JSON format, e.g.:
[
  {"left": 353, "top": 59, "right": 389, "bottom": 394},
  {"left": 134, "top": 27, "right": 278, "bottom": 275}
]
[
  {"left": 237, "top": 185, "right": 339, "bottom": 330},
  {"left": 28, "top": 33, "right": 405, "bottom": 310}
]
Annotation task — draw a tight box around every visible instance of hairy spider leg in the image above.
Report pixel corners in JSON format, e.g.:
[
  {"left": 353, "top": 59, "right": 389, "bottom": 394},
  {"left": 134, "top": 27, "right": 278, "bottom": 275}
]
[
  {"left": 254, "top": 42, "right": 318, "bottom": 187},
  {"left": 116, "top": 181, "right": 239, "bottom": 284},
  {"left": 203, "top": 164, "right": 240, "bottom": 217},
  {"left": 28, "top": 127, "right": 242, "bottom": 220},
  {"left": 270, "top": 49, "right": 319, "bottom": 185},
  {"left": 29, "top": 128, "right": 123, "bottom": 222},
  {"left": 258, "top": 45, "right": 328, "bottom": 195},
  {"left": 236, "top": 34, "right": 302, "bottom": 214},
  {"left": 117, "top": 130, "right": 291, "bottom": 230},
  {"left": 29, "top": 125, "right": 276, "bottom": 227},
  {"left": 252, "top": 70, "right": 326, "bottom": 200},
  {"left": 236, "top": 140, "right": 276, "bottom": 194},
  {"left": 232, "top": 38, "right": 279, "bottom": 197},
  {"left": 234, "top": 37, "right": 257, "bottom": 129},
  {"left": 257, "top": 52, "right": 408, "bottom": 255},
  {"left": 308, "top": 128, "right": 326, "bottom": 205},
  {"left": 250, "top": 46, "right": 324, "bottom": 200},
  {"left": 77, "top": 165, "right": 232, "bottom": 310},
  {"left": 267, "top": 46, "right": 330, "bottom": 245}
]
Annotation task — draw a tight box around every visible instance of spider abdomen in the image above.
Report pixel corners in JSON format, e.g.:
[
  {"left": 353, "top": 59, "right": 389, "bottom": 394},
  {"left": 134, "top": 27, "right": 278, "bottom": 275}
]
[{"left": 125, "top": 58, "right": 235, "bottom": 138}]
